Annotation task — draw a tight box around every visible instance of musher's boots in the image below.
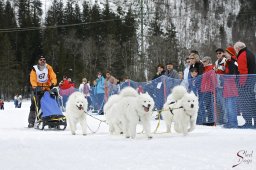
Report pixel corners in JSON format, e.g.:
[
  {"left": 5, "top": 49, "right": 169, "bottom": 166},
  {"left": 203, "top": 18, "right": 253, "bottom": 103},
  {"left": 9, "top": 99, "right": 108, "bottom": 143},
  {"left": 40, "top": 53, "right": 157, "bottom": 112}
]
[{"left": 28, "top": 111, "right": 36, "bottom": 128}]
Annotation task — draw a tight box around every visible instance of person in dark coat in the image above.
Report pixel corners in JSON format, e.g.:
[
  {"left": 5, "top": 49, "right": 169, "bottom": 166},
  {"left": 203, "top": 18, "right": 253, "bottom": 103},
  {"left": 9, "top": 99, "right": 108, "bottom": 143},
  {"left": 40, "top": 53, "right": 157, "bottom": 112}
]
[
  {"left": 188, "top": 53, "right": 204, "bottom": 76},
  {"left": 234, "top": 41, "right": 256, "bottom": 128}
]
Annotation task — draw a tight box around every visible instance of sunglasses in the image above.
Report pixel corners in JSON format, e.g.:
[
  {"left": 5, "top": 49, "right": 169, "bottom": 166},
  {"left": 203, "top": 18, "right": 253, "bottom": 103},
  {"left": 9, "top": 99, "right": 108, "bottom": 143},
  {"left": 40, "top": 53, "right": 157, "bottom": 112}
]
[
  {"left": 39, "top": 58, "right": 46, "bottom": 61},
  {"left": 202, "top": 60, "right": 207, "bottom": 63},
  {"left": 189, "top": 58, "right": 195, "bottom": 59},
  {"left": 216, "top": 52, "right": 222, "bottom": 55}
]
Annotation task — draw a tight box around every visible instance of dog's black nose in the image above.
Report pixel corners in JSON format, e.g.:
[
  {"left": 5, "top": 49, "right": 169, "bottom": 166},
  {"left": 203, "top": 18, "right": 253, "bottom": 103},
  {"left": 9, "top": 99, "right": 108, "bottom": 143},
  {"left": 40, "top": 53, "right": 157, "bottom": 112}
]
[
  {"left": 191, "top": 104, "right": 194, "bottom": 108},
  {"left": 148, "top": 104, "right": 151, "bottom": 108}
]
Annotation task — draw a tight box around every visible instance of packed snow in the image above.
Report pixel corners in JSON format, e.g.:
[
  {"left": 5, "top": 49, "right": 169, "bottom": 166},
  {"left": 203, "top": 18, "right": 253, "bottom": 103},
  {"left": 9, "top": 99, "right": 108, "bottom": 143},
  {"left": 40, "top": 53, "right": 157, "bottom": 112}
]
[{"left": 0, "top": 100, "right": 255, "bottom": 170}]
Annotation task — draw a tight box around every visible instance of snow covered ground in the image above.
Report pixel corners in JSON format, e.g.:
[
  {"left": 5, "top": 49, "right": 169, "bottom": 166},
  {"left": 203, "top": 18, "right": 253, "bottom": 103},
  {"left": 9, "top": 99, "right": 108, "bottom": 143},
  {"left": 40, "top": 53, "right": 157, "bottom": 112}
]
[{"left": 0, "top": 101, "right": 255, "bottom": 170}]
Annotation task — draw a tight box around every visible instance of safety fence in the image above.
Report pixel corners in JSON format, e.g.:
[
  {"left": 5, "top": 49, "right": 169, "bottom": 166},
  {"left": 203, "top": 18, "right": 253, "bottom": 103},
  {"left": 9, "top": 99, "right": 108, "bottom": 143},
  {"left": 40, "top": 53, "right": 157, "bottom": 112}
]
[{"left": 59, "top": 71, "right": 256, "bottom": 129}]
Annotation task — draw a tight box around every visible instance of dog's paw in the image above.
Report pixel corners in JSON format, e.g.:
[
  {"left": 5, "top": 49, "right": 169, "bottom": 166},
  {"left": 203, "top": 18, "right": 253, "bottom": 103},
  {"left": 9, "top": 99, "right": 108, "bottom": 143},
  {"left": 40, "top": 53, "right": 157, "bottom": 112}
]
[{"left": 148, "top": 136, "right": 153, "bottom": 139}]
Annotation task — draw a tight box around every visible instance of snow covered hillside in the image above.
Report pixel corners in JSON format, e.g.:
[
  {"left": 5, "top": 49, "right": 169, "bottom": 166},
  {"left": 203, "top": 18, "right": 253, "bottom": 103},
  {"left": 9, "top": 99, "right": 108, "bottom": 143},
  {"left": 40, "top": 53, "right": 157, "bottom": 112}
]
[{"left": 0, "top": 101, "right": 255, "bottom": 170}]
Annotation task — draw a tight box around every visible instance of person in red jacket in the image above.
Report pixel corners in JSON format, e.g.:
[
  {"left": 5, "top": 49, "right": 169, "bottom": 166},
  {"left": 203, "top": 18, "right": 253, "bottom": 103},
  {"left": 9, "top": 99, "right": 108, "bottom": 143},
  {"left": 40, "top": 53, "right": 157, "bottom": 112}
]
[
  {"left": 198, "top": 56, "right": 216, "bottom": 126},
  {"left": 234, "top": 41, "right": 256, "bottom": 128},
  {"left": 223, "top": 46, "right": 239, "bottom": 128},
  {"left": 59, "top": 76, "right": 72, "bottom": 90}
]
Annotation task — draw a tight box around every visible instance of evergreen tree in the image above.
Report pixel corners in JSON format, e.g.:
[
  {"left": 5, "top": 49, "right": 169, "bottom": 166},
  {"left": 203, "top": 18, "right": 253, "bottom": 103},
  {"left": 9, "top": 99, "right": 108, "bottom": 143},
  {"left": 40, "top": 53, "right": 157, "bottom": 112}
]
[
  {"left": 147, "top": 7, "right": 165, "bottom": 78},
  {"left": 164, "top": 23, "right": 179, "bottom": 69},
  {"left": 0, "top": 34, "right": 18, "bottom": 99},
  {"left": 17, "top": 0, "right": 43, "bottom": 92},
  {"left": 43, "top": 0, "right": 65, "bottom": 80},
  {"left": 121, "top": 7, "right": 138, "bottom": 79},
  {"left": 81, "top": 1, "right": 90, "bottom": 39},
  {"left": 90, "top": 4, "right": 105, "bottom": 72},
  {"left": 74, "top": 3, "right": 82, "bottom": 38},
  {"left": 63, "top": 0, "right": 75, "bottom": 35},
  {"left": 0, "top": 0, "right": 5, "bottom": 28},
  {"left": 4, "top": 1, "right": 17, "bottom": 50}
]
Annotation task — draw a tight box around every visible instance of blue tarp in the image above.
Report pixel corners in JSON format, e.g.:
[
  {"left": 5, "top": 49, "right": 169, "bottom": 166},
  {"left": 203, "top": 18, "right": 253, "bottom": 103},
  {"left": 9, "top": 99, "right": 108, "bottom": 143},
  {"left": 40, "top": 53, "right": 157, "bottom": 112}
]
[{"left": 40, "top": 92, "right": 63, "bottom": 117}]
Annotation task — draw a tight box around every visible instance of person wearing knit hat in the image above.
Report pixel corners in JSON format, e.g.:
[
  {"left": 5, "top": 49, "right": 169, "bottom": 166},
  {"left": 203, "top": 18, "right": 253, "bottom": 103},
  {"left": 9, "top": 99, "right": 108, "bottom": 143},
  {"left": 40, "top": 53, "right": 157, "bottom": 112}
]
[
  {"left": 225, "top": 46, "right": 236, "bottom": 57},
  {"left": 38, "top": 55, "right": 46, "bottom": 60},
  {"left": 27, "top": 54, "right": 57, "bottom": 128},
  {"left": 223, "top": 46, "right": 239, "bottom": 128}
]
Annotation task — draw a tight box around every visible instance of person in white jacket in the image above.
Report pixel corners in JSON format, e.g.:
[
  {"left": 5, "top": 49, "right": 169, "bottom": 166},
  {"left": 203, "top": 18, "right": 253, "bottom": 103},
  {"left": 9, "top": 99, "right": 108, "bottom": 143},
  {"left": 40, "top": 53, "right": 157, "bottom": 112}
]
[{"left": 17, "top": 95, "right": 22, "bottom": 108}]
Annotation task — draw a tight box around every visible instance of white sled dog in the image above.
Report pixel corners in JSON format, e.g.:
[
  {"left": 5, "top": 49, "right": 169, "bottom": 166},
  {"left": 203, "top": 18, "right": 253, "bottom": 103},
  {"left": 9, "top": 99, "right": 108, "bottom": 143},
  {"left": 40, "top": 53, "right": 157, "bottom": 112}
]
[
  {"left": 162, "top": 85, "right": 187, "bottom": 133},
  {"left": 65, "top": 92, "right": 88, "bottom": 135},
  {"left": 104, "top": 94, "right": 123, "bottom": 135},
  {"left": 106, "top": 87, "right": 155, "bottom": 139},
  {"left": 162, "top": 85, "right": 199, "bottom": 135}
]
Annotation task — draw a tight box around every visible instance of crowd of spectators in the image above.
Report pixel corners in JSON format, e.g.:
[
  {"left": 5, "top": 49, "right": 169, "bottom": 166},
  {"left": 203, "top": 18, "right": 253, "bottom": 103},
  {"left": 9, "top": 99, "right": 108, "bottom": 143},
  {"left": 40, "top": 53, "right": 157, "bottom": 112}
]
[{"left": 56, "top": 41, "right": 256, "bottom": 129}]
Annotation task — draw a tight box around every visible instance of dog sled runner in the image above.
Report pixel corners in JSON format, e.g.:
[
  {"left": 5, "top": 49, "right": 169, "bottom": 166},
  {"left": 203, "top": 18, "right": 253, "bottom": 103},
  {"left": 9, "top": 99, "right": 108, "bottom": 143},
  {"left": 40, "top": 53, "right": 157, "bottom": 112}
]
[{"left": 34, "top": 87, "right": 67, "bottom": 130}]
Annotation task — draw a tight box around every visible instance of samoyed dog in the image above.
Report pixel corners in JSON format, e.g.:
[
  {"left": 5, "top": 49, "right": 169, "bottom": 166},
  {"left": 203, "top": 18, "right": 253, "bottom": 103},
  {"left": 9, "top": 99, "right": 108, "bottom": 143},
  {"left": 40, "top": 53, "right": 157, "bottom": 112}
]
[
  {"left": 173, "top": 92, "right": 199, "bottom": 135},
  {"left": 104, "top": 94, "right": 123, "bottom": 135},
  {"left": 106, "top": 87, "right": 155, "bottom": 139},
  {"left": 65, "top": 92, "right": 88, "bottom": 135},
  {"left": 162, "top": 85, "right": 187, "bottom": 133},
  {"left": 162, "top": 85, "right": 199, "bottom": 135}
]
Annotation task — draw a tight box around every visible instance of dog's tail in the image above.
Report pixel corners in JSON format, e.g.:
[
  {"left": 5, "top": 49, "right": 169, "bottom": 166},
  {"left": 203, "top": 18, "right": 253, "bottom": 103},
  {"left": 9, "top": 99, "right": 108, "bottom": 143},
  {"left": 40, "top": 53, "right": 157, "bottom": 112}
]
[
  {"left": 119, "top": 86, "right": 138, "bottom": 97},
  {"left": 103, "top": 94, "right": 120, "bottom": 113},
  {"left": 170, "top": 85, "right": 187, "bottom": 100}
]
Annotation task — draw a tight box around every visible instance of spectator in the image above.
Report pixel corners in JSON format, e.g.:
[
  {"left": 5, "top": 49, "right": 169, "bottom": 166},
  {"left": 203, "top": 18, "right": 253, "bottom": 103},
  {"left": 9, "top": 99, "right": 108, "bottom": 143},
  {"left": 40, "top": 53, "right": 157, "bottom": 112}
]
[
  {"left": 181, "top": 57, "right": 191, "bottom": 89},
  {"left": 165, "top": 62, "right": 179, "bottom": 79},
  {"left": 188, "top": 67, "right": 199, "bottom": 95},
  {"left": 14, "top": 94, "right": 18, "bottom": 108},
  {"left": 223, "top": 46, "right": 239, "bottom": 128},
  {"left": 28, "top": 55, "right": 57, "bottom": 128},
  {"left": 153, "top": 64, "right": 165, "bottom": 80},
  {"left": 178, "top": 71, "right": 183, "bottom": 80},
  {"left": 89, "top": 80, "right": 98, "bottom": 113},
  {"left": 17, "top": 94, "right": 22, "bottom": 108},
  {"left": 0, "top": 99, "right": 4, "bottom": 110},
  {"left": 58, "top": 76, "right": 75, "bottom": 108},
  {"left": 95, "top": 72, "right": 105, "bottom": 115},
  {"left": 152, "top": 64, "right": 165, "bottom": 117},
  {"left": 68, "top": 78, "right": 75, "bottom": 88},
  {"left": 104, "top": 70, "right": 118, "bottom": 100},
  {"left": 214, "top": 48, "right": 226, "bottom": 125},
  {"left": 59, "top": 76, "right": 72, "bottom": 90},
  {"left": 189, "top": 52, "right": 204, "bottom": 76},
  {"left": 214, "top": 48, "right": 226, "bottom": 74},
  {"left": 234, "top": 41, "right": 256, "bottom": 128},
  {"left": 198, "top": 56, "right": 216, "bottom": 126},
  {"left": 120, "top": 75, "right": 136, "bottom": 90},
  {"left": 79, "top": 78, "right": 92, "bottom": 111},
  {"left": 165, "top": 62, "right": 180, "bottom": 96}
]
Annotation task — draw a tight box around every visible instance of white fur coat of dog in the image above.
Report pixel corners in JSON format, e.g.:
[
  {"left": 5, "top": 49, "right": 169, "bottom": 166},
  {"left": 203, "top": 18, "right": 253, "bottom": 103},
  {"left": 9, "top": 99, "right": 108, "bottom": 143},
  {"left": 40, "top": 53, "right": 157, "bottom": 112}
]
[
  {"left": 104, "top": 87, "right": 155, "bottom": 139},
  {"left": 65, "top": 92, "right": 88, "bottom": 135},
  {"left": 162, "top": 85, "right": 198, "bottom": 135}
]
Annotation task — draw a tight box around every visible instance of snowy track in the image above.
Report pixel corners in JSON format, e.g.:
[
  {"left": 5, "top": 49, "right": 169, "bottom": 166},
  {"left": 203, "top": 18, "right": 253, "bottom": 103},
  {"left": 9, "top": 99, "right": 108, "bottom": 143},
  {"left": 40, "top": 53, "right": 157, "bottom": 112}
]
[{"left": 0, "top": 101, "right": 255, "bottom": 170}]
